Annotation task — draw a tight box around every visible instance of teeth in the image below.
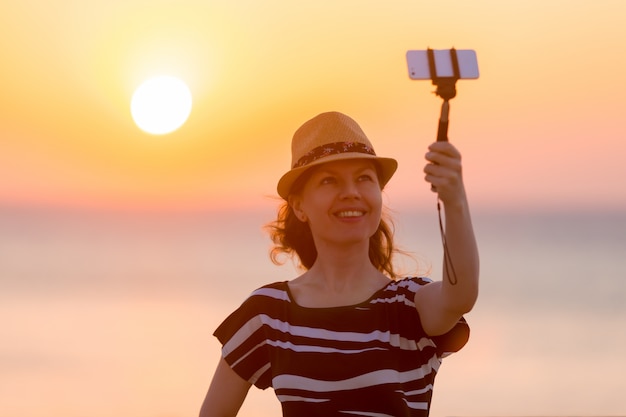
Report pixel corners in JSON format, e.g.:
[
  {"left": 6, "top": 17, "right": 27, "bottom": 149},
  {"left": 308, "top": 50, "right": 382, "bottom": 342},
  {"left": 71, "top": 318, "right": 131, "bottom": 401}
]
[{"left": 337, "top": 211, "right": 364, "bottom": 218}]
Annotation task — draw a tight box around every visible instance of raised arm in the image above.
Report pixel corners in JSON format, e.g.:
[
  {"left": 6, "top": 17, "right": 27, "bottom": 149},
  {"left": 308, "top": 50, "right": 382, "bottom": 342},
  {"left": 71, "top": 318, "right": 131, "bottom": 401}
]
[
  {"left": 415, "top": 141, "right": 480, "bottom": 336},
  {"left": 199, "top": 356, "right": 252, "bottom": 417}
]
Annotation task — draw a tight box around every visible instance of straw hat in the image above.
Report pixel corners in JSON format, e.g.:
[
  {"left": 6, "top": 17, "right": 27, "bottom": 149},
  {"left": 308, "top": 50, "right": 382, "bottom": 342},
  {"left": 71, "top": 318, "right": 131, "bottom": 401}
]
[{"left": 277, "top": 111, "right": 398, "bottom": 199}]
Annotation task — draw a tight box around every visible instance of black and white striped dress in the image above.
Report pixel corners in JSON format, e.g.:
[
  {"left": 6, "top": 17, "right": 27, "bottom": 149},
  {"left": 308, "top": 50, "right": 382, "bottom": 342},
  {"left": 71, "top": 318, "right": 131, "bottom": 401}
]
[{"left": 214, "top": 276, "right": 469, "bottom": 417}]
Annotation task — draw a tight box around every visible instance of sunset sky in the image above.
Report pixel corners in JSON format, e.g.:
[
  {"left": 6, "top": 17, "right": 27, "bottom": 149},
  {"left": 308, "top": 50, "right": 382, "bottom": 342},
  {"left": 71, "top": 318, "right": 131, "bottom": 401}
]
[
  {"left": 2, "top": 0, "right": 625, "bottom": 212},
  {"left": 2, "top": 3, "right": 626, "bottom": 417}
]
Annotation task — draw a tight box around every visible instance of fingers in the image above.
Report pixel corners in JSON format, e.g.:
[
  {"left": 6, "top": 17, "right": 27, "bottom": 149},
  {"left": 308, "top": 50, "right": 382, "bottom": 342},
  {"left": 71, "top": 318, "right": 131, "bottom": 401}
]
[
  {"left": 426, "top": 141, "right": 461, "bottom": 161},
  {"left": 425, "top": 151, "right": 461, "bottom": 170},
  {"left": 424, "top": 142, "right": 462, "bottom": 175},
  {"left": 424, "top": 164, "right": 460, "bottom": 190},
  {"left": 423, "top": 142, "right": 464, "bottom": 199}
]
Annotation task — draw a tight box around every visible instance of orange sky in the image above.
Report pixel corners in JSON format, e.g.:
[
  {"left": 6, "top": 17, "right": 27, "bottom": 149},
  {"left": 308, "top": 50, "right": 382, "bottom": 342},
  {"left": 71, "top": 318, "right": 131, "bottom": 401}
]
[
  {"left": 1, "top": 0, "right": 625, "bottom": 212},
  {"left": 2, "top": 4, "right": 626, "bottom": 416}
]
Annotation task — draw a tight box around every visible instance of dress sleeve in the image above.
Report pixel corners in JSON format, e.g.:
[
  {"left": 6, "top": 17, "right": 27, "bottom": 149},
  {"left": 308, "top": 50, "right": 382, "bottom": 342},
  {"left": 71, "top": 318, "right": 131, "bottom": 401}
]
[
  {"left": 213, "top": 292, "right": 273, "bottom": 389},
  {"left": 408, "top": 277, "right": 471, "bottom": 357},
  {"left": 431, "top": 316, "right": 470, "bottom": 357}
]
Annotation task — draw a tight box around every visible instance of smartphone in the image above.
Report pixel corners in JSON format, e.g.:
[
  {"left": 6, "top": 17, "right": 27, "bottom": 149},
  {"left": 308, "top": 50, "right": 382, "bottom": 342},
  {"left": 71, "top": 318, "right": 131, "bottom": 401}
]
[{"left": 406, "top": 49, "right": 479, "bottom": 80}]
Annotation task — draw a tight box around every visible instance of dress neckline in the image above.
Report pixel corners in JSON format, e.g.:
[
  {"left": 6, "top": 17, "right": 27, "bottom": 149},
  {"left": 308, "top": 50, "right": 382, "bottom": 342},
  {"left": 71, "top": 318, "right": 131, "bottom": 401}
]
[{"left": 282, "top": 278, "right": 396, "bottom": 310}]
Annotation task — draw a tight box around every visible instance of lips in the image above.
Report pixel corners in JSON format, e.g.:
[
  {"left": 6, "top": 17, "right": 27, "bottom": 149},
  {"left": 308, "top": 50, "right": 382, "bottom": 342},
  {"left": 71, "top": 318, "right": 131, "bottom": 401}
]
[{"left": 335, "top": 210, "right": 365, "bottom": 218}]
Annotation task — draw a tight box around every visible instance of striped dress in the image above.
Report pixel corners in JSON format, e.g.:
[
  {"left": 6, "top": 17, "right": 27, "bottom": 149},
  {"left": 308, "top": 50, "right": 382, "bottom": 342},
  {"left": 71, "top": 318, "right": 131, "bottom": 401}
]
[{"left": 214, "top": 276, "right": 469, "bottom": 417}]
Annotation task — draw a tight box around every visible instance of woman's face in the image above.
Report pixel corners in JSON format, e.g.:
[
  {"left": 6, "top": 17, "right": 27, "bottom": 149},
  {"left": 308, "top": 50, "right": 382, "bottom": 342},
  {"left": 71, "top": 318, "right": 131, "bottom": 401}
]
[{"left": 289, "top": 159, "right": 383, "bottom": 249}]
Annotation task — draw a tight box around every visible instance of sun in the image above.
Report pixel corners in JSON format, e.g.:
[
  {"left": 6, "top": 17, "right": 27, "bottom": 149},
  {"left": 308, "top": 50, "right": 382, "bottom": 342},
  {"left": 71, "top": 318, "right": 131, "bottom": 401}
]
[{"left": 131, "top": 75, "right": 193, "bottom": 135}]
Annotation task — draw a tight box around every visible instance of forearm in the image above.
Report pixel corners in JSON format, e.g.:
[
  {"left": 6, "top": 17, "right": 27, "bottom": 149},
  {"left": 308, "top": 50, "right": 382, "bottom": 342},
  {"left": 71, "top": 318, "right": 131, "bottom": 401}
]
[{"left": 440, "top": 196, "right": 479, "bottom": 313}]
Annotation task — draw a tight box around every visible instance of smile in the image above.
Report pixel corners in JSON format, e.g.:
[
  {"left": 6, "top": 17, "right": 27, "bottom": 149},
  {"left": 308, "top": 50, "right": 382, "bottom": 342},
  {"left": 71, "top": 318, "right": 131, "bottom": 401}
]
[{"left": 336, "top": 210, "right": 365, "bottom": 218}]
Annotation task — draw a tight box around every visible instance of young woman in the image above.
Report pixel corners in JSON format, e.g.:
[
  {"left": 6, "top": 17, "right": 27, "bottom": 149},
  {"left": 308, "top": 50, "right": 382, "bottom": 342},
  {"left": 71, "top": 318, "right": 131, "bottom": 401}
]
[{"left": 199, "top": 111, "right": 479, "bottom": 417}]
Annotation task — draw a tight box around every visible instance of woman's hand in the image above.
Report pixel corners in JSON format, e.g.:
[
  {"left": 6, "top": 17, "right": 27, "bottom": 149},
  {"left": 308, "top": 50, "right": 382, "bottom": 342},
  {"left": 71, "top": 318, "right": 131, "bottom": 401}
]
[{"left": 424, "top": 141, "right": 467, "bottom": 207}]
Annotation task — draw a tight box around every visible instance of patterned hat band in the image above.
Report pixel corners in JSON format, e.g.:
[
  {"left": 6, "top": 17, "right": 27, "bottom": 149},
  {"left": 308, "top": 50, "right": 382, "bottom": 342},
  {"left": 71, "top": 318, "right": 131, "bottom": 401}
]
[{"left": 293, "top": 141, "right": 376, "bottom": 169}]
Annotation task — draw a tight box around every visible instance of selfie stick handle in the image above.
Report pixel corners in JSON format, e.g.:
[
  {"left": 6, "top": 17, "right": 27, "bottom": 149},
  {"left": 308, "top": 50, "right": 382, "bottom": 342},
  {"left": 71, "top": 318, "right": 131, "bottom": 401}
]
[
  {"left": 437, "top": 100, "right": 450, "bottom": 142},
  {"left": 431, "top": 100, "right": 450, "bottom": 192}
]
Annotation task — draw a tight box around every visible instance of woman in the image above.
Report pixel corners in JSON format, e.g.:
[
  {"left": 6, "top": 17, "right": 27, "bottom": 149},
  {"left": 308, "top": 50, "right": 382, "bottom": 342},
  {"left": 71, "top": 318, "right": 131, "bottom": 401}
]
[{"left": 199, "top": 111, "right": 479, "bottom": 416}]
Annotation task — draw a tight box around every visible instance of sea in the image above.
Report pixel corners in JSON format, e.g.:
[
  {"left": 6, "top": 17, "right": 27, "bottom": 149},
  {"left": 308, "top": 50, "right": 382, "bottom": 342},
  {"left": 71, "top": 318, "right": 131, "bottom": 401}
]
[{"left": 1, "top": 205, "right": 625, "bottom": 417}]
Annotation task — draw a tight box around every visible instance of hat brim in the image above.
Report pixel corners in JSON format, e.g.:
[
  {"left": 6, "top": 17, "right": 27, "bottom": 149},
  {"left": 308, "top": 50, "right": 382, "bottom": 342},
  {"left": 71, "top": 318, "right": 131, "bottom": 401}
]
[{"left": 277, "top": 152, "right": 398, "bottom": 200}]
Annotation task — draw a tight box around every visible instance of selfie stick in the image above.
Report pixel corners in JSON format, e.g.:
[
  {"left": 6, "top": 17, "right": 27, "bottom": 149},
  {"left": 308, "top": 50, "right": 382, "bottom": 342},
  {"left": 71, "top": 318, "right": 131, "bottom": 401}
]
[
  {"left": 427, "top": 48, "right": 460, "bottom": 191},
  {"left": 427, "top": 48, "right": 460, "bottom": 143}
]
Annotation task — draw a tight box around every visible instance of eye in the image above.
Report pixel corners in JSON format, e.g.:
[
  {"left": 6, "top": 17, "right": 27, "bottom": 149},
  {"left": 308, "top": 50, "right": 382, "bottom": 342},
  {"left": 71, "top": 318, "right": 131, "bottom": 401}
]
[
  {"left": 358, "top": 173, "right": 375, "bottom": 182},
  {"left": 320, "top": 175, "right": 337, "bottom": 185}
]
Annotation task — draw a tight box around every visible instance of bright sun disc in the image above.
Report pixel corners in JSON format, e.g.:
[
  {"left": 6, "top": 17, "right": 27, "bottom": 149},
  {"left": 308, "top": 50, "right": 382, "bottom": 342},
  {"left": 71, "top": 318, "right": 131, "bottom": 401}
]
[{"left": 131, "top": 75, "right": 192, "bottom": 135}]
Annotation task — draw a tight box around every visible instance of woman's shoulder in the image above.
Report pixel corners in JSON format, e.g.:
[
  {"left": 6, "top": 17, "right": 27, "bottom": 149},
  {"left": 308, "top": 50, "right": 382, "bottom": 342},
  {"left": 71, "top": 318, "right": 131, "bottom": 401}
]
[
  {"left": 254, "top": 280, "right": 289, "bottom": 291},
  {"left": 365, "top": 276, "right": 432, "bottom": 306},
  {"left": 389, "top": 276, "right": 433, "bottom": 291},
  {"left": 222, "top": 281, "right": 290, "bottom": 323},
  {"left": 246, "top": 280, "right": 291, "bottom": 302}
]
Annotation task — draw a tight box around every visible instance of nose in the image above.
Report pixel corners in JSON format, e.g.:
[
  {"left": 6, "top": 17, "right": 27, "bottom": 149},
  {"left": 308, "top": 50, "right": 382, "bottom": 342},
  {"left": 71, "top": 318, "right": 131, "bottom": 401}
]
[{"left": 339, "top": 179, "right": 361, "bottom": 199}]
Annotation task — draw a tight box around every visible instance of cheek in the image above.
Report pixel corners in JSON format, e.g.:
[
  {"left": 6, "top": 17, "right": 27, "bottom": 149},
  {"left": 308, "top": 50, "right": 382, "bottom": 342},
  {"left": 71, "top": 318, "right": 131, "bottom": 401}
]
[
  {"left": 298, "top": 195, "right": 327, "bottom": 221},
  {"left": 373, "top": 190, "right": 385, "bottom": 216},
  {"left": 366, "top": 187, "right": 383, "bottom": 208}
]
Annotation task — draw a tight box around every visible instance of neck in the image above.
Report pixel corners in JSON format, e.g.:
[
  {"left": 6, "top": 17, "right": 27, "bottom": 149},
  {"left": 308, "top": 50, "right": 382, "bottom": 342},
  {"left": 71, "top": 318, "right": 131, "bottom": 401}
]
[{"left": 307, "top": 241, "right": 383, "bottom": 292}]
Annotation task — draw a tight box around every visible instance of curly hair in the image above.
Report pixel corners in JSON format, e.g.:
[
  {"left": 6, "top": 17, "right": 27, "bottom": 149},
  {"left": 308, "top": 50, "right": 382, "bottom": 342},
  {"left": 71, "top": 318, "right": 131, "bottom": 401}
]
[{"left": 265, "top": 166, "right": 400, "bottom": 278}]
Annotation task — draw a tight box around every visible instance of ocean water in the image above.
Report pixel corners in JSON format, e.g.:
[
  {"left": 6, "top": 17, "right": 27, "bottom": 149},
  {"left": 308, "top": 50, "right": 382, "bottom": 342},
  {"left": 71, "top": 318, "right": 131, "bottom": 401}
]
[{"left": 1, "top": 206, "right": 625, "bottom": 417}]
